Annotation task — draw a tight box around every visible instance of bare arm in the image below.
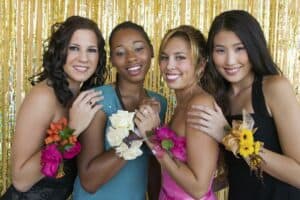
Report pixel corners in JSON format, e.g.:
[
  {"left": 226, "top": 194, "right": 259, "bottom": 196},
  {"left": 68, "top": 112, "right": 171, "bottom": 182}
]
[
  {"left": 77, "top": 110, "right": 127, "bottom": 193},
  {"left": 12, "top": 86, "right": 103, "bottom": 192},
  {"left": 258, "top": 76, "right": 300, "bottom": 188},
  {"left": 136, "top": 96, "right": 219, "bottom": 199},
  {"left": 12, "top": 85, "right": 56, "bottom": 192}
]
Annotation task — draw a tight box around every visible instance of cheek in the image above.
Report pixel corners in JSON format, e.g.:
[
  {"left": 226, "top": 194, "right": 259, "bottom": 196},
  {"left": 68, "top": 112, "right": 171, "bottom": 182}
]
[{"left": 212, "top": 53, "right": 224, "bottom": 67}]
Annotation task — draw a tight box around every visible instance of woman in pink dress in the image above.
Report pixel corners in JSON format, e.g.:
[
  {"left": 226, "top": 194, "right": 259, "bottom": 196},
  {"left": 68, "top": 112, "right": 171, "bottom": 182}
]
[{"left": 135, "top": 25, "right": 218, "bottom": 200}]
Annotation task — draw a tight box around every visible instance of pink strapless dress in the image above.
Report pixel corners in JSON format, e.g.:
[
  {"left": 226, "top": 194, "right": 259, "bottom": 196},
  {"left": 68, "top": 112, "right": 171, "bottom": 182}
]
[
  {"left": 159, "top": 170, "right": 216, "bottom": 200},
  {"left": 158, "top": 136, "right": 216, "bottom": 200}
]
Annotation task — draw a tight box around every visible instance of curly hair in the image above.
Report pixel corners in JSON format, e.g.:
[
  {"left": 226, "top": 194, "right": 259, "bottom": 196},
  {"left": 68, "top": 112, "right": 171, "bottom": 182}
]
[{"left": 30, "top": 16, "right": 107, "bottom": 106}]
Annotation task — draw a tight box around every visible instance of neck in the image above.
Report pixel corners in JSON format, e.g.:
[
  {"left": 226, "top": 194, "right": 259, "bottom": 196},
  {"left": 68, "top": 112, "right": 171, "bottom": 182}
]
[
  {"left": 116, "top": 78, "right": 145, "bottom": 96},
  {"left": 230, "top": 73, "right": 255, "bottom": 97},
  {"left": 175, "top": 81, "right": 200, "bottom": 106}
]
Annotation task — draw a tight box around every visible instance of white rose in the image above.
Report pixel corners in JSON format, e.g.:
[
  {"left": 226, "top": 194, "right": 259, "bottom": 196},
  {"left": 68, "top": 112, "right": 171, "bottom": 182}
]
[
  {"left": 109, "top": 110, "right": 135, "bottom": 131},
  {"left": 107, "top": 127, "right": 129, "bottom": 147},
  {"left": 122, "top": 147, "right": 143, "bottom": 160},
  {"left": 116, "top": 140, "right": 143, "bottom": 160},
  {"left": 115, "top": 143, "right": 129, "bottom": 154}
]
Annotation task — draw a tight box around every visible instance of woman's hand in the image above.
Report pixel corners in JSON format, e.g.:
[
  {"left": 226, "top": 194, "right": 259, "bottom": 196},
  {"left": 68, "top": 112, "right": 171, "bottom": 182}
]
[
  {"left": 140, "top": 97, "right": 161, "bottom": 114},
  {"left": 69, "top": 89, "right": 103, "bottom": 136},
  {"left": 134, "top": 105, "right": 160, "bottom": 139},
  {"left": 187, "top": 102, "right": 228, "bottom": 143}
]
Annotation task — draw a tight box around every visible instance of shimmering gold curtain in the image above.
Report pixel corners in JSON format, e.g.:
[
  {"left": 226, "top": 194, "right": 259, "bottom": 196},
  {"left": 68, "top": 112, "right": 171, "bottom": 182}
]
[{"left": 1, "top": 0, "right": 299, "bottom": 199}]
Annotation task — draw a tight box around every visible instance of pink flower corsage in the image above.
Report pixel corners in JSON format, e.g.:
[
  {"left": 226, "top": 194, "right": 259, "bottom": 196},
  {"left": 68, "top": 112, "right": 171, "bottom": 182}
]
[
  {"left": 40, "top": 117, "right": 81, "bottom": 178},
  {"left": 152, "top": 126, "right": 186, "bottom": 161}
]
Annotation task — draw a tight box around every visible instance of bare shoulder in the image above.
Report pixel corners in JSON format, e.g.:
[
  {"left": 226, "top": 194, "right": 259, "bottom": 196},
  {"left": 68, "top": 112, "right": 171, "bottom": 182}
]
[
  {"left": 263, "top": 75, "right": 298, "bottom": 113},
  {"left": 263, "top": 75, "right": 292, "bottom": 91},
  {"left": 18, "top": 81, "right": 59, "bottom": 120},
  {"left": 263, "top": 75, "right": 295, "bottom": 100},
  {"left": 23, "top": 81, "right": 58, "bottom": 107},
  {"left": 187, "top": 90, "right": 215, "bottom": 109}
]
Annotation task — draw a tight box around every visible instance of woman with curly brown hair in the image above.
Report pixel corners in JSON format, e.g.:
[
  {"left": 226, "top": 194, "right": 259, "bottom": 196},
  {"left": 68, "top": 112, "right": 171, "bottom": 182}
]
[{"left": 1, "top": 15, "right": 107, "bottom": 200}]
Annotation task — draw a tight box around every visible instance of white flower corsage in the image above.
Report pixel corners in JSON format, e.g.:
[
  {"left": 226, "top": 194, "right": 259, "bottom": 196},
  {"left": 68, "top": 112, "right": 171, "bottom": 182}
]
[{"left": 107, "top": 110, "right": 143, "bottom": 160}]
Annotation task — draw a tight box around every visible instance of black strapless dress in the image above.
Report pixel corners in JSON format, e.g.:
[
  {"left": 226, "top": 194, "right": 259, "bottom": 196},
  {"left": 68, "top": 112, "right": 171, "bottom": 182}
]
[{"left": 0, "top": 159, "right": 76, "bottom": 200}]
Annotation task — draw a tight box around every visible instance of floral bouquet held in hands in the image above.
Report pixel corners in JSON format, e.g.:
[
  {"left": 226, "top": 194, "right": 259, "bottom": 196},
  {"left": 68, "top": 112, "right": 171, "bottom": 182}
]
[
  {"left": 41, "top": 117, "right": 81, "bottom": 178},
  {"left": 222, "top": 110, "right": 264, "bottom": 178},
  {"left": 107, "top": 110, "right": 143, "bottom": 160}
]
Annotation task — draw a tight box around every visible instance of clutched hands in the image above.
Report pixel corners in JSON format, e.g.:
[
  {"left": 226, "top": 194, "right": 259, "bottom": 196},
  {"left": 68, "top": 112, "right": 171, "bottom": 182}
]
[
  {"left": 134, "top": 99, "right": 161, "bottom": 139},
  {"left": 187, "top": 101, "right": 229, "bottom": 143},
  {"left": 69, "top": 89, "right": 103, "bottom": 136}
]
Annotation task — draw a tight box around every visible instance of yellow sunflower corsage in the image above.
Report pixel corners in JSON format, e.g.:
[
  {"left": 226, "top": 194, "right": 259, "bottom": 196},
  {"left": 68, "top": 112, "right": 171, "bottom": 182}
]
[{"left": 222, "top": 110, "right": 264, "bottom": 178}]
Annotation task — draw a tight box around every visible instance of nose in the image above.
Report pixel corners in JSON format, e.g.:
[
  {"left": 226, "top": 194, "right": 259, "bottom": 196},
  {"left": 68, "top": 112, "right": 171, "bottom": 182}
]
[
  {"left": 127, "top": 50, "right": 137, "bottom": 62},
  {"left": 225, "top": 50, "right": 236, "bottom": 66},
  {"left": 166, "top": 57, "right": 175, "bottom": 70},
  {"left": 79, "top": 50, "right": 88, "bottom": 63}
]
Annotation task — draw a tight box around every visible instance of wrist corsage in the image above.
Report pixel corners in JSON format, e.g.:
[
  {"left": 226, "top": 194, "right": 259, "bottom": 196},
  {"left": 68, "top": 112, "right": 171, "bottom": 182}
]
[
  {"left": 222, "top": 110, "right": 264, "bottom": 178},
  {"left": 150, "top": 126, "right": 186, "bottom": 161},
  {"left": 107, "top": 110, "right": 143, "bottom": 160},
  {"left": 41, "top": 117, "right": 81, "bottom": 178}
]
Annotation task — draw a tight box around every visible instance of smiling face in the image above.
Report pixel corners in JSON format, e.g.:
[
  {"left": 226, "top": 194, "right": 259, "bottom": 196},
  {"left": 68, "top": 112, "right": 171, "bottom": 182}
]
[
  {"left": 159, "top": 36, "right": 199, "bottom": 90},
  {"left": 110, "top": 28, "right": 152, "bottom": 83},
  {"left": 63, "top": 29, "right": 99, "bottom": 88},
  {"left": 212, "top": 30, "right": 253, "bottom": 84}
]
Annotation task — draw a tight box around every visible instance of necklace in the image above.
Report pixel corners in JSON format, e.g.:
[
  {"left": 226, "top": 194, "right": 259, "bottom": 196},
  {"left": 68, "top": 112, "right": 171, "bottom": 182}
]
[{"left": 231, "top": 81, "right": 254, "bottom": 98}]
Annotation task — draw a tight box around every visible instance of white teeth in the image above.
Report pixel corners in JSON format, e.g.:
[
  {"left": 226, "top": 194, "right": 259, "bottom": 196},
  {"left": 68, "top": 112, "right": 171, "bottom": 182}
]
[
  {"left": 166, "top": 74, "right": 179, "bottom": 80},
  {"left": 74, "top": 65, "right": 88, "bottom": 72},
  {"left": 128, "top": 66, "right": 141, "bottom": 71},
  {"left": 225, "top": 67, "right": 239, "bottom": 74}
]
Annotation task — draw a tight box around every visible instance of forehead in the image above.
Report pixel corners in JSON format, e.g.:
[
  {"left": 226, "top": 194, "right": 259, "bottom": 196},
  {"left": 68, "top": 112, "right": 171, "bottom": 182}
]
[
  {"left": 163, "top": 36, "right": 190, "bottom": 53},
  {"left": 70, "top": 29, "right": 98, "bottom": 44},
  {"left": 213, "top": 30, "right": 242, "bottom": 45},
  {"left": 111, "top": 28, "right": 147, "bottom": 47}
]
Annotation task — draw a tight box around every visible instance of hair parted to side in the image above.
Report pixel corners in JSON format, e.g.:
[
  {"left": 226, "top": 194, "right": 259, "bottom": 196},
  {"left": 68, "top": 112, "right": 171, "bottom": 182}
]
[
  {"left": 108, "top": 21, "right": 154, "bottom": 58},
  {"left": 204, "top": 10, "right": 281, "bottom": 113},
  {"left": 158, "top": 25, "right": 212, "bottom": 92},
  {"left": 159, "top": 25, "right": 207, "bottom": 69},
  {"left": 30, "top": 16, "right": 107, "bottom": 106}
]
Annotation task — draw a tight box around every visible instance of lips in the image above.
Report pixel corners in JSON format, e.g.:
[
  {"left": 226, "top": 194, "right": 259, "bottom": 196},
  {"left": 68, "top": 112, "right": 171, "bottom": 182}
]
[
  {"left": 127, "top": 65, "right": 142, "bottom": 76},
  {"left": 165, "top": 73, "right": 180, "bottom": 81},
  {"left": 223, "top": 67, "right": 241, "bottom": 75},
  {"left": 73, "top": 65, "right": 89, "bottom": 72}
]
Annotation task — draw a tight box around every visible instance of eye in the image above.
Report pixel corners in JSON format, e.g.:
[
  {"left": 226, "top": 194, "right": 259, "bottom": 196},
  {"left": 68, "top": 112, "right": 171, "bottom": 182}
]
[
  {"left": 235, "top": 46, "right": 245, "bottom": 52},
  {"left": 214, "top": 47, "right": 225, "bottom": 54},
  {"left": 159, "top": 55, "right": 168, "bottom": 61},
  {"left": 87, "top": 48, "right": 98, "bottom": 53},
  {"left": 134, "top": 46, "right": 145, "bottom": 52},
  {"left": 113, "top": 49, "right": 126, "bottom": 57},
  {"left": 175, "top": 55, "right": 186, "bottom": 61},
  {"left": 68, "top": 46, "right": 79, "bottom": 51}
]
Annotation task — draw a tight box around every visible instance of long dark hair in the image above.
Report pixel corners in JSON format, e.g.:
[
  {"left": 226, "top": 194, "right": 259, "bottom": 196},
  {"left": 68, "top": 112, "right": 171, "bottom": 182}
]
[
  {"left": 30, "top": 16, "right": 107, "bottom": 106},
  {"left": 204, "top": 10, "right": 281, "bottom": 113}
]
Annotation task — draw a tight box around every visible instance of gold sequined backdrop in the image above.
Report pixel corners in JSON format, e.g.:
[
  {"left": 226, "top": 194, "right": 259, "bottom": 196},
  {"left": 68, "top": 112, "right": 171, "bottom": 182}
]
[{"left": 1, "top": 0, "right": 299, "bottom": 199}]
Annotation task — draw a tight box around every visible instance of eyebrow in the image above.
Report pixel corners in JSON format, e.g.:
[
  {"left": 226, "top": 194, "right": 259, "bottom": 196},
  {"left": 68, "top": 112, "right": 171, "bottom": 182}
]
[
  {"left": 214, "top": 42, "right": 243, "bottom": 47},
  {"left": 161, "top": 51, "right": 186, "bottom": 55},
  {"left": 69, "top": 43, "right": 98, "bottom": 48},
  {"left": 114, "top": 40, "right": 146, "bottom": 49}
]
